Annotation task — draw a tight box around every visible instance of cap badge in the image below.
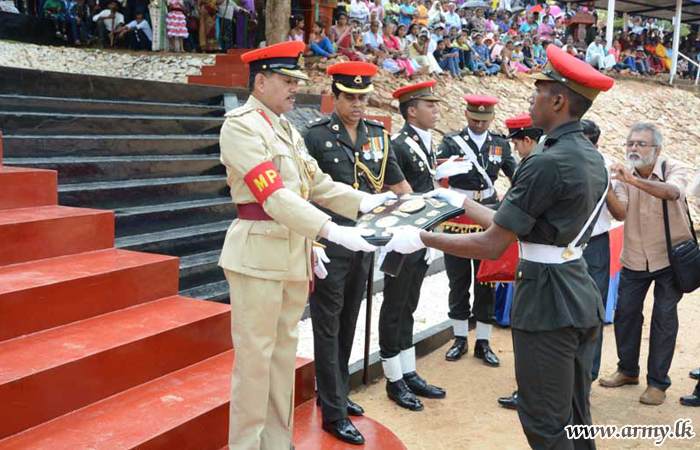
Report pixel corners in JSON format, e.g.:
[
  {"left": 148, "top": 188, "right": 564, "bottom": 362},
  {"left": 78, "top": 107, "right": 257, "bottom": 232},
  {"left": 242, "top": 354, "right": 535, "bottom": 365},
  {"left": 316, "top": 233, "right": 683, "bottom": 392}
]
[
  {"left": 297, "top": 53, "right": 304, "bottom": 68},
  {"left": 353, "top": 75, "right": 363, "bottom": 84},
  {"left": 478, "top": 105, "right": 485, "bottom": 112}
]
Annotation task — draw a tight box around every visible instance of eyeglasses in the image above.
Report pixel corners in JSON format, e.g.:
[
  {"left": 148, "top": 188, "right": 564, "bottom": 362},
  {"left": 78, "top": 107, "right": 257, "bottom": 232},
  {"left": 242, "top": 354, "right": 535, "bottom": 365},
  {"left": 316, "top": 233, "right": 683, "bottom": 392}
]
[{"left": 625, "top": 141, "right": 656, "bottom": 149}]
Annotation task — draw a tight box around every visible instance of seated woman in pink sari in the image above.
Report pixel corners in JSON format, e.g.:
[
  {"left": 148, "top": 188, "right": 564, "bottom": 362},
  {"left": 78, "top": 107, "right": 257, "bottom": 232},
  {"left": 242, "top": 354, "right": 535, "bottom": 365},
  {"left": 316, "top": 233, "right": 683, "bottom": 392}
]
[{"left": 382, "top": 22, "right": 418, "bottom": 76}]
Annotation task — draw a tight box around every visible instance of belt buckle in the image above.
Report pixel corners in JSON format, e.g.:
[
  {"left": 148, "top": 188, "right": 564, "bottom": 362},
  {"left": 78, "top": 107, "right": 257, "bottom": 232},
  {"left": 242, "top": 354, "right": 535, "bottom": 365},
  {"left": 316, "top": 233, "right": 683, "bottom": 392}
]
[{"left": 475, "top": 190, "right": 482, "bottom": 202}]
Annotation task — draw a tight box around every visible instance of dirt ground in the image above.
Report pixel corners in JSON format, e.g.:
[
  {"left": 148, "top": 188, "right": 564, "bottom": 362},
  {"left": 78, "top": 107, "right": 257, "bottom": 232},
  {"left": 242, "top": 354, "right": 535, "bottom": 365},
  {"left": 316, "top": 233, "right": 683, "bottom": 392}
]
[{"left": 351, "top": 289, "right": 700, "bottom": 449}]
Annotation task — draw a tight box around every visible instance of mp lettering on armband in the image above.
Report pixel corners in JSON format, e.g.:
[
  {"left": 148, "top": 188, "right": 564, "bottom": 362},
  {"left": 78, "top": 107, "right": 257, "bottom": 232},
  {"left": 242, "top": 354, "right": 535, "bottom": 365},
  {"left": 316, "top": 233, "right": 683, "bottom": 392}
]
[{"left": 244, "top": 161, "right": 285, "bottom": 203}]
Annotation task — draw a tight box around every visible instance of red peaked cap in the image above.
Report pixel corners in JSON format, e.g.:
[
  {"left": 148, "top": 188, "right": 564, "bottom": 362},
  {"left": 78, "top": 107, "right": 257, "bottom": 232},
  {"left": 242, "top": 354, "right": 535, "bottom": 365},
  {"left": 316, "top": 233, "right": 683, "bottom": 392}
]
[
  {"left": 529, "top": 45, "right": 614, "bottom": 101},
  {"left": 326, "top": 61, "right": 378, "bottom": 76},
  {"left": 462, "top": 94, "right": 499, "bottom": 106},
  {"left": 240, "top": 41, "right": 308, "bottom": 80},
  {"left": 505, "top": 113, "right": 532, "bottom": 130},
  {"left": 392, "top": 80, "right": 440, "bottom": 103}
]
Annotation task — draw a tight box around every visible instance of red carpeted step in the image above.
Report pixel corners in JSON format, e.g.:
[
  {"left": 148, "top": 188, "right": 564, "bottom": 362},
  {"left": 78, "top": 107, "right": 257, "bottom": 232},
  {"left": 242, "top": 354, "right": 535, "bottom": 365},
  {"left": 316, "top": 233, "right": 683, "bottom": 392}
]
[
  {"left": 292, "top": 399, "right": 406, "bottom": 450},
  {"left": 0, "top": 166, "right": 57, "bottom": 210},
  {"left": 0, "top": 205, "right": 114, "bottom": 267},
  {"left": 0, "top": 296, "right": 231, "bottom": 440},
  {"left": 0, "top": 352, "right": 316, "bottom": 449},
  {"left": 0, "top": 249, "right": 179, "bottom": 342}
]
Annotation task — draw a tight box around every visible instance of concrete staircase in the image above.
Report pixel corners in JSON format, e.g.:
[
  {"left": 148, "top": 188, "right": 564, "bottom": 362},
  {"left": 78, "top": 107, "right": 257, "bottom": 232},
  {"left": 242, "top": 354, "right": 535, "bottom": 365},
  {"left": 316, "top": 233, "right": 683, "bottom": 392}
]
[
  {"left": 0, "top": 66, "right": 323, "bottom": 304},
  {"left": 0, "top": 131, "right": 404, "bottom": 449}
]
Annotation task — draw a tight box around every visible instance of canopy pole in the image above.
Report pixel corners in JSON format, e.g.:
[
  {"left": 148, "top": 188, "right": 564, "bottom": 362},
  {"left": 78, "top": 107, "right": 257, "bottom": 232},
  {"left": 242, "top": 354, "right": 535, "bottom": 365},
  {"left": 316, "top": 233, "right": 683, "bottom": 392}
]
[
  {"left": 623, "top": 12, "right": 628, "bottom": 33},
  {"left": 605, "top": 0, "right": 615, "bottom": 50},
  {"left": 669, "top": 0, "right": 683, "bottom": 85}
]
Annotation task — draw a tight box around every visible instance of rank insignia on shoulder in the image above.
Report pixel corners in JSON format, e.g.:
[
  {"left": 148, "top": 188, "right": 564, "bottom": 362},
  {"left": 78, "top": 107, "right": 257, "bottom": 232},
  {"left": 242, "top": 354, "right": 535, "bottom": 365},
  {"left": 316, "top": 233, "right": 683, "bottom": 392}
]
[
  {"left": 332, "top": 124, "right": 339, "bottom": 131},
  {"left": 326, "top": 141, "right": 333, "bottom": 148},
  {"left": 412, "top": 135, "right": 419, "bottom": 141}
]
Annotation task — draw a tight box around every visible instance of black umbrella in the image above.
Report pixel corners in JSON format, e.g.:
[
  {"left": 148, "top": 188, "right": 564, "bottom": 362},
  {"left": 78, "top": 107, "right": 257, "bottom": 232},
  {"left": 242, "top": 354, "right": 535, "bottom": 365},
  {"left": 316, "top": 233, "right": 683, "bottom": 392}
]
[{"left": 459, "top": 1, "right": 490, "bottom": 9}]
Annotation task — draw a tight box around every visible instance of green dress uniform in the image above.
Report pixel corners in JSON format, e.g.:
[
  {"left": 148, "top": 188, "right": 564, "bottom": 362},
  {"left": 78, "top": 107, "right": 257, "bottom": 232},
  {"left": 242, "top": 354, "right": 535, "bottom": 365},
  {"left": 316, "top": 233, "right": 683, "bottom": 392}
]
[
  {"left": 436, "top": 128, "right": 516, "bottom": 335},
  {"left": 492, "top": 120, "right": 607, "bottom": 449},
  {"left": 304, "top": 112, "right": 405, "bottom": 424}
]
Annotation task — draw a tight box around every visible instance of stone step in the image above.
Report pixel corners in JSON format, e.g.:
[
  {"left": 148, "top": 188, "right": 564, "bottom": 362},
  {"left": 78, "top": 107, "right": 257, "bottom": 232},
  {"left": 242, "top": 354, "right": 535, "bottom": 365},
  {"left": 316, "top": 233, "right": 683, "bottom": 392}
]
[
  {"left": 58, "top": 175, "right": 228, "bottom": 209},
  {"left": 1, "top": 134, "right": 220, "bottom": 158},
  {"left": 0, "top": 166, "right": 57, "bottom": 210},
  {"left": 0, "top": 111, "right": 224, "bottom": 136},
  {"left": 178, "top": 249, "right": 223, "bottom": 291},
  {"left": 0, "top": 296, "right": 231, "bottom": 441},
  {"left": 115, "top": 220, "right": 229, "bottom": 259},
  {"left": 180, "top": 279, "right": 230, "bottom": 304},
  {"left": 0, "top": 94, "right": 225, "bottom": 117},
  {"left": 4, "top": 154, "right": 225, "bottom": 185},
  {"left": 114, "top": 197, "right": 234, "bottom": 238}
]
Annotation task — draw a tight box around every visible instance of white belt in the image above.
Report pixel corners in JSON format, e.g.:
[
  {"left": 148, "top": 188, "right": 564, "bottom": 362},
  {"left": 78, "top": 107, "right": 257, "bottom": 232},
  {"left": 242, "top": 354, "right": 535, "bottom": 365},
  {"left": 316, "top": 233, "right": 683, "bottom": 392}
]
[
  {"left": 452, "top": 187, "right": 495, "bottom": 201},
  {"left": 518, "top": 242, "right": 583, "bottom": 264}
]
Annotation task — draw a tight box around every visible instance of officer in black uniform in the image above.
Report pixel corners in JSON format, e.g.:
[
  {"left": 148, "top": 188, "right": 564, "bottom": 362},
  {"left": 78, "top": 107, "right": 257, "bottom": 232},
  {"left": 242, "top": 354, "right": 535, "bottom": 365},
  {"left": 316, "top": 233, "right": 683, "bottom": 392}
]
[
  {"left": 435, "top": 95, "right": 516, "bottom": 366},
  {"left": 384, "top": 44, "right": 615, "bottom": 449},
  {"left": 378, "top": 81, "right": 446, "bottom": 412},
  {"left": 303, "top": 61, "right": 411, "bottom": 445}
]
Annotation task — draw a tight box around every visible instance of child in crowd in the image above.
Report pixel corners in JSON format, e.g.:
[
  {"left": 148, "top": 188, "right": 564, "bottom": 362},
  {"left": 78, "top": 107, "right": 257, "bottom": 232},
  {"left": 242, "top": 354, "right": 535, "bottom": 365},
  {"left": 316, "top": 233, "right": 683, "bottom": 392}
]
[
  {"left": 288, "top": 14, "right": 304, "bottom": 42},
  {"left": 43, "top": 0, "right": 67, "bottom": 40},
  {"left": 434, "top": 38, "right": 460, "bottom": 77},
  {"left": 166, "top": 0, "right": 188, "bottom": 52},
  {"left": 309, "top": 20, "right": 335, "bottom": 58}
]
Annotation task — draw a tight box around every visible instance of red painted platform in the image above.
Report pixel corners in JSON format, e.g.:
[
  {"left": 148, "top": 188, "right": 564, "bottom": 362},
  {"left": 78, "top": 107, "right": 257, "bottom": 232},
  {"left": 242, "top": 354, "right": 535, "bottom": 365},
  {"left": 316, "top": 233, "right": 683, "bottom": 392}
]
[
  {"left": 0, "top": 166, "right": 57, "bottom": 210},
  {"left": 293, "top": 400, "right": 406, "bottom": 450},
  {"left": 0, "top": 205, "right": 114, "bottom": 266},
  {"left": 189, "top": 49, "right": 248, "bottom": 88}
]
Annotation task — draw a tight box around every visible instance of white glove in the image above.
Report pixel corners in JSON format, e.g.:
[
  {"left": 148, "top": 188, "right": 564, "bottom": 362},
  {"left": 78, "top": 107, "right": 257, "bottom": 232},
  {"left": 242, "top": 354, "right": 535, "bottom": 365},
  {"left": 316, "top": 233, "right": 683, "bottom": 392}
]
[
  {"left": 424, "top": 188, "right": 466, "bottom": 209},
  {"left": 326, "top": 222, "right": 378, "bottom": 253},
  {"left": 435, "top": 155, "right": 474, "bottom": 180},
  {"left": 424, "top": 247, "right": 436, "bottom": 265},
  {"left": 385, "top": 226, "right": 426, "bottom": 254},
  {"left": 359, "top": 191, "right": 398, "bottom": 214},
  {"left": 313, "top": 246, "right": 330, "bottom": 279}
]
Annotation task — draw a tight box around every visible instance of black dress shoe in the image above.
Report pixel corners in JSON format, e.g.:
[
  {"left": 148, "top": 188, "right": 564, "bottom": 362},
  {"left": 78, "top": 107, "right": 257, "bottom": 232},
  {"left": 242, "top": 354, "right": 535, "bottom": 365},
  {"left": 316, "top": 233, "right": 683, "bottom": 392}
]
[
  {"left": 322, "top": 418, "right": 365, "bottom": 445},
  {"left": 498, "top": 391, "right": 518, "bottom": 410},
  {"left": 445, "top": 337, "right": 468, "bottom": 361},
  {"left": 404, "top": 371, "right": 446, "bottom": 398},
  {"left": 474, "top": 339, "right": 500, "bottom": 367},
  {"left": 386, "top": 379, "right": 424, "bottom": 411},
  {"left": 347, "top": 398, "right": 364, "bottom": 416},
  {"left": 690, "top": 367, "right": 700, "bottom": 380},
  {"left": 680, "top": 393, "right": 700, "bottom": 407}
]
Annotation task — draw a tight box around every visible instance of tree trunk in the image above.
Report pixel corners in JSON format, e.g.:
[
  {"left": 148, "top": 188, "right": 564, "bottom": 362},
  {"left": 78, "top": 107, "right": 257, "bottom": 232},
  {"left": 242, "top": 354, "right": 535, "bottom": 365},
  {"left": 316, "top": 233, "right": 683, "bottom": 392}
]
[{"left": 265, "top": 0, "right": 291, "bottom": 45}]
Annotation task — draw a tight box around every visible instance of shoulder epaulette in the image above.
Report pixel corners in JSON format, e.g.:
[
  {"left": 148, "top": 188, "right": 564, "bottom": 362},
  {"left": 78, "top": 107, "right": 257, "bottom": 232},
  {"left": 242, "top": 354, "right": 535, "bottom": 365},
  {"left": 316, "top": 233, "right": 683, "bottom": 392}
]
[
  {"left": 307, "top": 116, "right": 332, "bottom": 127},
  {"left": 444, "top": 130, "right": 461, "bottom": 137},
  {"left": 224, "top": 105, "right": 255, "bottom": 118},
  {"left": 364, "top": 118, "right": 385, "bottom": 128}
]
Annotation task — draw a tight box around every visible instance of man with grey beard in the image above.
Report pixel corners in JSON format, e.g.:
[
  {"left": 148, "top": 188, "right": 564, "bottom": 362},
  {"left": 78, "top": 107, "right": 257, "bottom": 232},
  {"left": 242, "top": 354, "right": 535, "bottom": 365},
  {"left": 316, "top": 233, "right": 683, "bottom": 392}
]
[{"left": 600, "top": 122, "right": 693, "bottom": 406}]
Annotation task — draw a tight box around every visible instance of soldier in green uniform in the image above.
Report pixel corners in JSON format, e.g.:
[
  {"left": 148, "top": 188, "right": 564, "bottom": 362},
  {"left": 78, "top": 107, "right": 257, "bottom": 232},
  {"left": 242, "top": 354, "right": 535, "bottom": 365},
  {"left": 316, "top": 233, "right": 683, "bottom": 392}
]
[
  {"left": 303, "top": 61, "right": 411, "bottom": 445},
  {"left": 436, "top": 95, "right": 516, "bottom": 366},
  {"left": 378, "top": 81, "right": 446, "bottom": 412},
  {"left": 385, "top": 44, "right": 615, "bottom": 449}
]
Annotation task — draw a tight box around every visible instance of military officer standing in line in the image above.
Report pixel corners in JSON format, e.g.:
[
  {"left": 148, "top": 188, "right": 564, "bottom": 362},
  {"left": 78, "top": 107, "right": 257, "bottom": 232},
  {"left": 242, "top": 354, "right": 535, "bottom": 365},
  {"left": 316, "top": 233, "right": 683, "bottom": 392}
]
[
  {"left": 377, "top": 81, "right": 447, "bottom": 412},
  {"left": 435, "top": 95, "right": 516, "bottom": 365},
  {"left": 303, "top": 62, "right": 411, "bottom": 445},
  {"left": 219, "top": 42, "right": 395, "bottom": 450},
  {"left": 386, "top": 44, "right": 614, "bottom": 449}
]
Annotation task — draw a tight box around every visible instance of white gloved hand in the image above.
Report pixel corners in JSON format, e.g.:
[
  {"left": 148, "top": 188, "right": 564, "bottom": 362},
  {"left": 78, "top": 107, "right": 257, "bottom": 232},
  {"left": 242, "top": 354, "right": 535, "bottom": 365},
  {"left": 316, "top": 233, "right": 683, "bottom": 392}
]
[
  {"left": 424, "top": 247, "right": 436, "bottom": 265},
  {"left": 385, "top": 226, "right": 426, "bottom": 254},
  {"left": 312, "top": 246, "right": 330, "bottom": 279},
  {"left": 435, "top": 155, "right": 474, "bottom": 180},
  {"left": 359, "top": 191, "right": 398, "bottom": 214},
  {"left": 424, "top": 188, "right": 467, "bottom": 209},
  {"left": 326, "top": 222, "right": 378, "bottom": 253}
]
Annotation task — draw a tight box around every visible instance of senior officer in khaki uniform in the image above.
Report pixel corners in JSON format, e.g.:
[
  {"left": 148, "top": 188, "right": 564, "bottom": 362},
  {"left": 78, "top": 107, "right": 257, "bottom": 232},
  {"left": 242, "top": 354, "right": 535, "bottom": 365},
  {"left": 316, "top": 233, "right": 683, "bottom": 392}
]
[
  {"left": 219, "top": 42, "right": 394, "bottom": 450},
  {"left": 378, "top": 81, "right": 446, "bottom": 412},
  {"left": 436, "top": 95, "right": 516, "bottom": 366},
  {"left": 303, "top": 62, "right": 408, "bottom": 445},
  {"left": 385, "top": 44, "right": 614, "bottom": 449}
]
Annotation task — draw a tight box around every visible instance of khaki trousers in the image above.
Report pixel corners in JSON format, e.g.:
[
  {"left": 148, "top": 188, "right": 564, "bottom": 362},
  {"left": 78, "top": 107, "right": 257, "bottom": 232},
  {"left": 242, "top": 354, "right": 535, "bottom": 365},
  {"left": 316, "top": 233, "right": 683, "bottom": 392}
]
[{"left": 224, "top": 270, "right": 309, "bottom": 450}]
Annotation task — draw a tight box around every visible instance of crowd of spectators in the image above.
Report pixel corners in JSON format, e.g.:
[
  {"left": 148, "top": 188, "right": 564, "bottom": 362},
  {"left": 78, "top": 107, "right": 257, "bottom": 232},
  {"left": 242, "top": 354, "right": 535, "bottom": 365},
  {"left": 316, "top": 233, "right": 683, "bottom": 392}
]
[
  {"left": 3, "top": 0, "right": 699, "bottom": 79},
  {"left": 5, "top": 0, "right": 262, "bottom": 51}
]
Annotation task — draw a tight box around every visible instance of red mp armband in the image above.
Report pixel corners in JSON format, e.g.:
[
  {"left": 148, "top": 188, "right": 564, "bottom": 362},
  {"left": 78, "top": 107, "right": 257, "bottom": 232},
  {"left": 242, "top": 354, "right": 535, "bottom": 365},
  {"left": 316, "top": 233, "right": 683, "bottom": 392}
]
[{"left": 244, "top": 161, "right": 285, "bottom": 204}]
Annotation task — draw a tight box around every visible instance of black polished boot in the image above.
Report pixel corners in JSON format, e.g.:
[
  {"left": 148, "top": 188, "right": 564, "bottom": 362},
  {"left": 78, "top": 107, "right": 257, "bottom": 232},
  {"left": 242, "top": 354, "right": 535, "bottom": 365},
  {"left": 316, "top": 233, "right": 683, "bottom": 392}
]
[
  {"left": 321, "top": 418, "right": 365, "bottom": 445},
  {"left": 386, "top": 379, "right": 424, "bottom": 411},
  {"left": 445, "top": 336, "right": 468, "bottom": 361},
  {"left": 347, "top": 398, "right": 364, "bottom": 416},
  {"left": 690, "top": 367, "right": 700, "bottom": 380},
  {"left": 498, "top": 391, "right": 518, "bottom": 410},
  {"left": 404, "top": 371, "right": 446, "bottom": 398},
  {"left": 474, "top": 339, "right": 500, "bottom": 367}
]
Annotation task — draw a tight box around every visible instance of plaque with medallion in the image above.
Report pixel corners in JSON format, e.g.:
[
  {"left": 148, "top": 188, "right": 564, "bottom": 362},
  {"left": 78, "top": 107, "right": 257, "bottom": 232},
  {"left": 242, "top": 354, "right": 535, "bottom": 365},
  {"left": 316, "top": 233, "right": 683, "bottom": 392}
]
[{"left": 356, "top": 193, "right": 465, "bottom": 246}]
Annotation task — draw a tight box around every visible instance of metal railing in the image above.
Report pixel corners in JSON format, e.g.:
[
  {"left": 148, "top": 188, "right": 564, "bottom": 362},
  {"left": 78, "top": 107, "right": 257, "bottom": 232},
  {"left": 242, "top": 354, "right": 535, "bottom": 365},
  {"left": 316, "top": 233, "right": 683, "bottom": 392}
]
[{"left": 670, "top": 51, "right": 700, "bottom": 86}]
